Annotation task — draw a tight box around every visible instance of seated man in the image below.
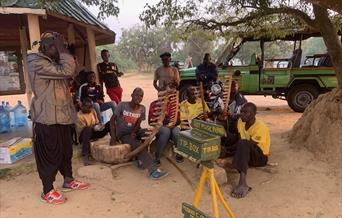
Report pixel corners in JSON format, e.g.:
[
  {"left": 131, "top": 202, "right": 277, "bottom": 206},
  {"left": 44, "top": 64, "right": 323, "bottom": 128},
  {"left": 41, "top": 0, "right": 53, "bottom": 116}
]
[
  {"left": 175, "top": 86, "right": 210, "bottom": 162},
  {"left": 114, "top": 88, "right": 168, "bottom": 180},
  {"left": 221, "top": 103, "right": 270, "bottom": 199},
  {"left": 227, "top": 80, "right": 247, "bottom": 133},
  {"left": 76, "top": 98, "right": 116, "bottom": 165},
  {"left": 148, "top": 92, "right": 179, "bottom": 166},
  {"left": 220, "top": 80, "right": 248, "bottom": 156},
  {"left": 195, "top": 53, "right": 218, "bottom": 88},
  {"left": 80, "top": 71, "right": 116, "bottom": 125}
]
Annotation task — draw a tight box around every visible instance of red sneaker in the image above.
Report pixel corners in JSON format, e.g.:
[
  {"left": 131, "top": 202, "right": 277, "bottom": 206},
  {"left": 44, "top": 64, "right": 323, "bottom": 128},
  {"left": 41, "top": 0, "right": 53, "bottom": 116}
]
[
  {"left": 41, "top": 190, "right": 66, "bottom": 205},
  {"left": 62, "top": 179, "right": 89, "bottom": 192}
]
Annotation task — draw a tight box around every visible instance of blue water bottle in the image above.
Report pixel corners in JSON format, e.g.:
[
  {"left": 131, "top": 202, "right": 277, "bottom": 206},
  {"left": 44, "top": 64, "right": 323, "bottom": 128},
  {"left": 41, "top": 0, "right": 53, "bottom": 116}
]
[
  {"left": 14, "top": 100, "right": 28, "bottom": 127},
  {"left": 0, "top": 105, "right": 10, "bottom": 133},
  {"left": 5, "top": 102, "right": 15, "bottom": 129}
]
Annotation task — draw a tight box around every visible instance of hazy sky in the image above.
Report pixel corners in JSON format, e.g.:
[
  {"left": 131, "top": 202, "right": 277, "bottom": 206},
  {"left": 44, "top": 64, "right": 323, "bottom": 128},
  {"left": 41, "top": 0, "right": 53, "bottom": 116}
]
[{"left": 89, "top": 0, "right": 159, "bottom": 40}]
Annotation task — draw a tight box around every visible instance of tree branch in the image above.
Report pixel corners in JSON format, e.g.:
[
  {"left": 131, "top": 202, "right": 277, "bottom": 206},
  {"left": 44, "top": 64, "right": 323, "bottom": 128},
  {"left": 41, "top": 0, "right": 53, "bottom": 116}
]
[{"left": 186, "top": 6, "right": 317, "bottom": 31}]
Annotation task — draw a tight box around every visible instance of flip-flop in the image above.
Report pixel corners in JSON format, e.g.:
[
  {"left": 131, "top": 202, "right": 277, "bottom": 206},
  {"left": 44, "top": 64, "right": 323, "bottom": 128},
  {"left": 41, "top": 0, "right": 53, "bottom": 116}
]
[{"left": 231, "top": 186, "right": 252, "bottom": 199}]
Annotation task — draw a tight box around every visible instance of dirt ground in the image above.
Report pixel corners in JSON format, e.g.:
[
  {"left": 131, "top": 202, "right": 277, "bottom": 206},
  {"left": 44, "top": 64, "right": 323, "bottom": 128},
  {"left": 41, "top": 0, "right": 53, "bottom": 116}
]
[{"left": 0, "top": 73, "right": 341, "bottom": 218}]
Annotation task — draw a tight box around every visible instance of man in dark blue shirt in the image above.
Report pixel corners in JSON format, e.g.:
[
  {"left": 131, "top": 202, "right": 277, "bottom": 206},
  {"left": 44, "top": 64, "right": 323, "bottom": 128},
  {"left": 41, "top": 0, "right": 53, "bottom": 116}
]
[{"left": 196, "top": 53, "right": 218, "bottom": 88}]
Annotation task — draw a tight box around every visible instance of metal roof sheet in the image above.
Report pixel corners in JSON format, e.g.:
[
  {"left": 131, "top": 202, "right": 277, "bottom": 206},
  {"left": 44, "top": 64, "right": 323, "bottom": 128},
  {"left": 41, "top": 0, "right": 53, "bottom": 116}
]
[{"left": 1, "top": 0, "right": 111, "bottom": 31}]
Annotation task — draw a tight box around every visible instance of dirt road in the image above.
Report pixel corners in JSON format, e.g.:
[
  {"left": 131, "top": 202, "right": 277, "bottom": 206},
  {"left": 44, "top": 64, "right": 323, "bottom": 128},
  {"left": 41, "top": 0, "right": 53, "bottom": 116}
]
[{"left": 0, "top": 73, "right": 341, "bottom": 218}]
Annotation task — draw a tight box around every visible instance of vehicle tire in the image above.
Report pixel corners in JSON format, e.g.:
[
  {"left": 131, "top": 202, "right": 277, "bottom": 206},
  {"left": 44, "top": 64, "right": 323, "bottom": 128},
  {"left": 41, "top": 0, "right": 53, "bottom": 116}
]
[
  {"left": 179, "top": 83, "right": 193, "bottom": 101},
  {"left": 286, "top": 84, "right": 319, "bottom": 112}
]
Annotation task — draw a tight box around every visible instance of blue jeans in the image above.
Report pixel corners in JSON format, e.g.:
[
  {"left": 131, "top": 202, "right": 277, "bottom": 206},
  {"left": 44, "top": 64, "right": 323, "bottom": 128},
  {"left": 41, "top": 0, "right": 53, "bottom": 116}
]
[
  {"left": 155, "top": 126, "right": 180, "bottom": 161},
  {"left": 93, "top": 101, "right": 116, "bottom": 123}
]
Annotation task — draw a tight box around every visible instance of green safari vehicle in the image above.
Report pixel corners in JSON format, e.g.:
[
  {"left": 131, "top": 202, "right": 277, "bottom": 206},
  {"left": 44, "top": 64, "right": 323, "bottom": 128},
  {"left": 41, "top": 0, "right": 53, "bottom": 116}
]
[{"left": 178, "top": 31, "right": 338, "bottom": 112}]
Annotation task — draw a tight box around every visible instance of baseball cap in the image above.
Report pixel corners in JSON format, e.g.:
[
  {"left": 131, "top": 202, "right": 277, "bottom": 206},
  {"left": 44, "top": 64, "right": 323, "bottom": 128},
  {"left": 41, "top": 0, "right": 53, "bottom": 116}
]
[{"left": 160, "top": 52, "right": 171, "bottom": 58}]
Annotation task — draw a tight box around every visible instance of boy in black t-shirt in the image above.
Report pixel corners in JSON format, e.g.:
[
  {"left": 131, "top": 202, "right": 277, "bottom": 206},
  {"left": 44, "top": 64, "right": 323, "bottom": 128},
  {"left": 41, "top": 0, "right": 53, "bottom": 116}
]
[
  {"left": 80, "top": 71, "right": 116, "bottom": 125},
  {"left": 97, "top": 49, "right": 123, "bottom": 104}
]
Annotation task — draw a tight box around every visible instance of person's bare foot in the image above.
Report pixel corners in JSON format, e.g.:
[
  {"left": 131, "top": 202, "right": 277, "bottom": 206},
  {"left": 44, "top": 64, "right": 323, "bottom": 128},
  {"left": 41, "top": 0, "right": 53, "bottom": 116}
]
[{"left": 231, "top": 185, "right": 252, "bottom": 198}]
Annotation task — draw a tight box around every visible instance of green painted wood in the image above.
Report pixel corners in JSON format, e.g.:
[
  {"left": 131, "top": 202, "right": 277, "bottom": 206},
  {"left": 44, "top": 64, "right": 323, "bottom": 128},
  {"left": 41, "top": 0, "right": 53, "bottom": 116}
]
[
  {"left": 191, "top": 119, "right": 226, "bottom": 137},
  {"left": 182, "top": 203, "right": 212, "bottom": 218},
  {"left": 177, "top": 128, "right": 221, "bottom": 162}
]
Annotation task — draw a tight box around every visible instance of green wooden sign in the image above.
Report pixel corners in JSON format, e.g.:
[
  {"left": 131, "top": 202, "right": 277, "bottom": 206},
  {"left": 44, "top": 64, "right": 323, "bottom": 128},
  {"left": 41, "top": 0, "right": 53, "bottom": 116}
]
[
  {"left": 191, "top": 119, "right": 226, "bottom": 137},
  {"left": 182, "top": 203, "right": 212, "bottom": 218},
  {"left": 177, "top": 129, "right": 221, "bottom": 162}
]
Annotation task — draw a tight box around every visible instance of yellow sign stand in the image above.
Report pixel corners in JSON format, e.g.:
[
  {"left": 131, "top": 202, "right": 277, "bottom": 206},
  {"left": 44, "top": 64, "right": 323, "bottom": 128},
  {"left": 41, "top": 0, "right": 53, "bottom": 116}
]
[{"left": 192, "top": 163, "right": 235, "bottom": 218}]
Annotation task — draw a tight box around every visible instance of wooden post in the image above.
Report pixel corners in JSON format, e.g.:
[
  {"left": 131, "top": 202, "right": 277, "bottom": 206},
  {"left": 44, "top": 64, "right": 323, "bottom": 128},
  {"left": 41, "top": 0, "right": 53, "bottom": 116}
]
[
  {"left": 19, "top": 26, "right": 32, "bottom": 107},
  {"left": 27, "top": 14, "right": 41, "bottom": 52},
  {"left": 67, "top": 23, "right": 76, "bottom": 44},
  {"left": 86, "top": 27, "right": 98, "bottom": 81}
]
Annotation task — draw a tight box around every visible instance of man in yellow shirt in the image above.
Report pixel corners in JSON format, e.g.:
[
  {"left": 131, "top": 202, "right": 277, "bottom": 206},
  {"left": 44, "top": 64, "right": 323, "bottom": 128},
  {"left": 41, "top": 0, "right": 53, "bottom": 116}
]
[
  {"left": 230, "top": 102, "right": 271, "bottom": 198},
  {"left": 179, "top": 86, "right": 210, "bottom": 129},
  {"left": 175, "top": 86, "right": 210, "bottom": 162}
]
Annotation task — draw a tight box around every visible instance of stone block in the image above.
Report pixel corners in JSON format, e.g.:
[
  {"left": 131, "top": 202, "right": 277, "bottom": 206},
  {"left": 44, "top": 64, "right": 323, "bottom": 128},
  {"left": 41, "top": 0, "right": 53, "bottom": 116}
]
[{"left": 90, "top": 137, "right": 131, "bottom": 164}]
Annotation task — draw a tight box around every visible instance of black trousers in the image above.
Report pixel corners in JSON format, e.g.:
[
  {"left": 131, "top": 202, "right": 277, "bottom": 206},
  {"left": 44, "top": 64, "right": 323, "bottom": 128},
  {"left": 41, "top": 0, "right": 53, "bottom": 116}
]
[
  {"left": 232, "top": 139, "right": 268, "bottom": 174},
  {"left": 79, "top": 122, "right": 110, "bottom": 157},
  {"left": 220, "top": 131, "right": 239, "bottom": 158},
  {"left": 118, "top": 129, "right": 156, "bottom": 174},
  {"left": 33, "top": 123, "right": 74, "bottom": 194}
]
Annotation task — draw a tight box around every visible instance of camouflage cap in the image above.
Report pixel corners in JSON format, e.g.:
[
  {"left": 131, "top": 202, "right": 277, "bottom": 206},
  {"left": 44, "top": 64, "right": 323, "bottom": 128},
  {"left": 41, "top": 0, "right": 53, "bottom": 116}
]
[{"left": 40, "top": 31, "right": 57, "bottom": 45}]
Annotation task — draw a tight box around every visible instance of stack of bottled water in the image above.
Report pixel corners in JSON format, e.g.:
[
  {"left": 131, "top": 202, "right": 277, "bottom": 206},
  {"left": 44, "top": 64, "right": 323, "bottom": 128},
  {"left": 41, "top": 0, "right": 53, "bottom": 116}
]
[
  {"left": 0, "top": 101, "right": 10, "bottom": 133},
  {"left": 0, "top": 100, "right": 28, "bottom": 133}
]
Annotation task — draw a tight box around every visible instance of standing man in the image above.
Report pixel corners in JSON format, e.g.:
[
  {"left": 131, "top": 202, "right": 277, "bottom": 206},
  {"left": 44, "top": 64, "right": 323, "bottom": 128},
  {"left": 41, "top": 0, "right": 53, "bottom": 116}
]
[
  {"left": 196, "top": 53, "right": 218, "bottom": 88},
  {"left": 97, "top": 49, "right": 123, "bottom": 104},
  {"left": 28, "top": 32, "right": 88, "bottom": 205},
  {"left": 153, "top": 52, "right": 180, "bottom": 92}
]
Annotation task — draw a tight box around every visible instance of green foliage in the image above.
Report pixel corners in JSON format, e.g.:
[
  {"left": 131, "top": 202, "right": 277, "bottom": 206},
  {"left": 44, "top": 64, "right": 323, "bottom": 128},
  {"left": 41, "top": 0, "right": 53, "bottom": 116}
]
[
  {"left": 301, "top": 37, "right": 327, "bottom": 60},
  {"left": 177, "top": 30, "right": 216, "bottom": 65},
  {"left": 96, "top": 26, "right": 219, "bottom": 72},
  {"left": 140, "top": 0, "right": 310, "bottom": 37},
  {"left": 140, "top": 0, "right": 340, "bottom": 40},
  {"left": 96, "top": 45, "right": 137, "bottom": 71},
  {"left": 231, "top": 40, "right": 293, "bottom": 65},
  {"left": 264, "top": 41, "right": 293, "bottom": 59},
  {"left": 96, "top": 25, "right": 219, "bottom": 71},
  {"left": 115, "top": 25, "right": 180, "bottom": 72},
  {"left": 13, "top": 0, "right": 120, "bottom": 19},
  {"left": 234, "top": 41, "right": 261, "bottom": 65},
  {"left": 81, "top": 0, "right": 119, "bottom": 19}
]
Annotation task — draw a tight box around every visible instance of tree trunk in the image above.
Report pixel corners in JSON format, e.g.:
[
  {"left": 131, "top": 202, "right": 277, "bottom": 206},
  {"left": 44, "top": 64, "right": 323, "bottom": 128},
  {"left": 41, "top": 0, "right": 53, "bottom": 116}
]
[
  {"left": 313, "top": 4, "right": 342, "bottom": 88},
  {"left": 290, "top": 4, "right": 342, "bottom": 171},
  {"left": 307, "top": 0, "right": 342, "bottom": 14}
]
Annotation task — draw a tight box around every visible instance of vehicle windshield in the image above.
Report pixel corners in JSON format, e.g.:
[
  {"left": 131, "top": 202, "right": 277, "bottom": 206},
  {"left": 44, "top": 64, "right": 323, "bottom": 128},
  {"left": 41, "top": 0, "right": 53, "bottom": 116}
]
[{"left": 226, "top": 37, "right": 328, "bottom": 68}]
